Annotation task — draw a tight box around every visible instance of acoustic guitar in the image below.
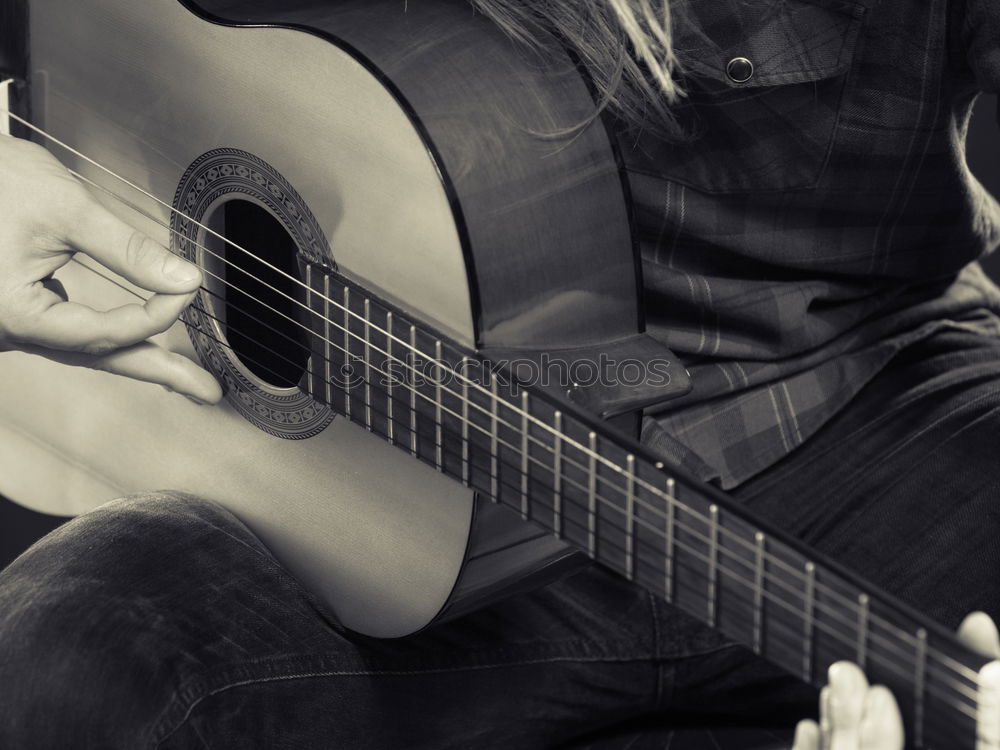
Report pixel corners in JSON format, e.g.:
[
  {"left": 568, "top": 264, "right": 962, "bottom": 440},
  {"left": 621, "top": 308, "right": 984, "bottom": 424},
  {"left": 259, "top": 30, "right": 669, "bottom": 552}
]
[{"left": 0, "top": 0, "right": 991, "bottom": 746}]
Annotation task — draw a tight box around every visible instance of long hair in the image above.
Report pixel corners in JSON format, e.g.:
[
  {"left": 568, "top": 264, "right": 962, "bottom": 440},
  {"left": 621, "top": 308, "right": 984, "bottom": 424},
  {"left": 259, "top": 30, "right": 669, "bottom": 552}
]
[{"left": 469, "top": 0, "right": 684, "bottom": 137}]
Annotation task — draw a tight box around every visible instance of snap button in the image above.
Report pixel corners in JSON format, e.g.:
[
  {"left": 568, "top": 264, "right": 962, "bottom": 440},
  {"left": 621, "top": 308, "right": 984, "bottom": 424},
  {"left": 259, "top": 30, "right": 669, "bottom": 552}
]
[{"left": 726, "top": 57, "right": 754, "bottom": 83}]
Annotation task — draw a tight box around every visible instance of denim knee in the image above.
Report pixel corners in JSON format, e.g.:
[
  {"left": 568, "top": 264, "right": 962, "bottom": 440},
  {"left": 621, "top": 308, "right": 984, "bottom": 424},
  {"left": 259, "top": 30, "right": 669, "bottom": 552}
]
[{"left": 0, "top": 492, "right": 268, "bottom": 748}]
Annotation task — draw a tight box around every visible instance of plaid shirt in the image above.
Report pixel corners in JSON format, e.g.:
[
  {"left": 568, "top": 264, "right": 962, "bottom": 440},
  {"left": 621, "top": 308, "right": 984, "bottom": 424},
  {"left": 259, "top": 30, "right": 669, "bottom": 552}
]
[{"left": 632, "top": 0, "right": 1000, "bottom": 489}]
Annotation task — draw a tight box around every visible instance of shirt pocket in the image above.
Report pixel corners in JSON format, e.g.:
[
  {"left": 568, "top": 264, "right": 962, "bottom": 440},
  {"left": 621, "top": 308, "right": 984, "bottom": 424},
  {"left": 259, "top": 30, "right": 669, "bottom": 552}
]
[{"left": 626, "top": 0, "right": 871, "bottom": 193}]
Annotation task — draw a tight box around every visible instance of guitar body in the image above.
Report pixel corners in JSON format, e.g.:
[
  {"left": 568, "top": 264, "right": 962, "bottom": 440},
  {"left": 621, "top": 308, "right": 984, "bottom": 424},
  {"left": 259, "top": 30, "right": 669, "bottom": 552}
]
[
  {"left": 4, "top": 5, "right": 997, "bottom": 745},
  {"left": 1, "top": 0, "right": 638, "bottom": 636}
]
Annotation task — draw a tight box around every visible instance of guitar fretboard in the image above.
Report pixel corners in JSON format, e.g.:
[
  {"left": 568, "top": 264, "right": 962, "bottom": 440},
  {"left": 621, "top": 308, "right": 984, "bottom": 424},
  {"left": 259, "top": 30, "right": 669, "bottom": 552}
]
[{"left": 292, "top": 261, "right": 986, "bottom": 749}]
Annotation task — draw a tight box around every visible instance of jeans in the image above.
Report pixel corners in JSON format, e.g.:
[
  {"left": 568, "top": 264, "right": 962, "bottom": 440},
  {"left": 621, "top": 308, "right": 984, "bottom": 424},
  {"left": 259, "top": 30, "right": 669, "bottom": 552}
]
[{"left": 2, "top": 328, "right": 1000, "bottom": 749}]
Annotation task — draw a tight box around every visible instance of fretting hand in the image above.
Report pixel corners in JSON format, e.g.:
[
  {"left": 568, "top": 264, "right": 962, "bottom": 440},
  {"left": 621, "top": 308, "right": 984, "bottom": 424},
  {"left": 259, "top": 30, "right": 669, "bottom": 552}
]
[
  {"left": 792, "top": 612, "right": 1000, "bottom": 750},
  {"left": 0, "top": 134, "right": 221, "bottom": 404}
]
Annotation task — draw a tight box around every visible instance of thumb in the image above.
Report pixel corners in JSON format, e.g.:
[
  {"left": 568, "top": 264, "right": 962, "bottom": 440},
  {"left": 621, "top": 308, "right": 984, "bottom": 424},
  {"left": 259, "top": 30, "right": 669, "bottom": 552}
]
[
  {"left": 977, "top": 661, "right": 1000, "bottom": 750},
  {"left": 66, "top": 198, "right": 202, "bottom": 294}
]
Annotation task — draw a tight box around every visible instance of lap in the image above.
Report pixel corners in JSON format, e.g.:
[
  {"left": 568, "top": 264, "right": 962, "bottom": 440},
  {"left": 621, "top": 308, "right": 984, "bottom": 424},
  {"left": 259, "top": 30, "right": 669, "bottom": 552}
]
[{"left": 0, "top": 492, "right": 807, "bottom": 748}]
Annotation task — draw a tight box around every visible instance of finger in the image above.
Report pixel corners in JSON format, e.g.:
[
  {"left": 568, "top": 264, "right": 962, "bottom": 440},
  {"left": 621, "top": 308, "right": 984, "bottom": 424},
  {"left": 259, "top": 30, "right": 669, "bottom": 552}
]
[
  {"left": 12, "top": 291, "right": 194, "bottom": 354},
  {"left": 21, "top": 340, "right": 223, "bottom": 405},
  {"left": 977, "top": 661, "right": 1000, "bottom": 750},
  {"left": 960, "top": 613, "right": 1000, "bottom": 659},
  {"left": 857, "top": 686, "right": 904, "bottom": 750},
  {"left": 826, "top": 662, "right": 868, "bottom": 750},
  {"left": 791, "top": 719, "right": 821, "bottom": 750},
  {"left": 66, "top": 202, "right": 201, "bottom": 294}
]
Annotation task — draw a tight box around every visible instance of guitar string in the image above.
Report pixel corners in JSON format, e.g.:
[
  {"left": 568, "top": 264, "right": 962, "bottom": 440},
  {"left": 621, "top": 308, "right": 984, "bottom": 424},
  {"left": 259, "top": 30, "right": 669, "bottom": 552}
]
[
  {"left": 76, "top": 169, "right": 984, "bottom": 700},
  {"left": 68, "top": 165, "right": 832, "bottom": 574},
  {"left": 170, "top": 309, "right": 992, "bottom": 715},
  {"left": 56, "top": 138, "right": 974, "bottom": 668},
  {"left": 134, "top": 299, "right": 999, "bottom": 711},
  {"left": 4, "top": 109, "right": 785, "bottom": 526},
  {"left": 156, "top": 301, "right": 985, "bottom": 707},
  {"left": 68, "top": 166, "right": 711, "bottom": 520},
  {"left": 71, "top": 171, "right": 990, "bottom": 696},
  {"left": 103, "top": 225, "right": 981, "bottom": 686},
  {"left": 79, "top": 261, "right": 981, "bottom": 707},
  {"left": 7, "top": 114, "right": 985, "bottom": 692},
  {"left": 68, "top": 161, "right": 941, "bottom": 642}
]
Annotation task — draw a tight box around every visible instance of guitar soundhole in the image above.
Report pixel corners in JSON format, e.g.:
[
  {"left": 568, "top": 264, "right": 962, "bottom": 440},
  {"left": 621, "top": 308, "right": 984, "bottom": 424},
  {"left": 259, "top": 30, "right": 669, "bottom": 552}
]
[
  {"left": 204, "top": 199, "right": 309, "bottom": 389},
  {"left": 173, "top": 147, "right": 334, "bottom": 440}
]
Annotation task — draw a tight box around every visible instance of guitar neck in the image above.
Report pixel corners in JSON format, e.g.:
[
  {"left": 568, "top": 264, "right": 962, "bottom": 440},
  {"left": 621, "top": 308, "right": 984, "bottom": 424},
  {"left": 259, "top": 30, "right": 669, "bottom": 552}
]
[{"left": 279, "top": 261, "right": 986, "bottom": 749}]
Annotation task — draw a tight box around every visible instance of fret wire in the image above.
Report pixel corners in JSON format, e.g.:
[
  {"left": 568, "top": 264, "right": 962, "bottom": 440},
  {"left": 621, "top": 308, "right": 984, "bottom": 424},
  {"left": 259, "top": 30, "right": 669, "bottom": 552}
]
[
  {"left": 409, "top": 325, "right": 418, "bottom": 457},
  {"left": 386, "top": 312, "right": 395, "bottom": 444},
  {"left": 699, "top": 562, "right": 979, "bottom": 711},
  {"left": 61, "top": 153, "right": 977, "bottom": 662},
  {"left": 629, "top": 564, "right": 981, "bottom": 720},
  {"left": 460, "top": 414, "right": 931, "bottom": 669},
  {"left": 28, "top": 120, "right": 977, "bottom": 647},
  {"left": 88, "top": 184, "right": 860, "bottom": 604},
  {"left": 623, "top": 541, "right": 983, "bottom": 715},
  {"left": 326, "top": 382, "right": 972, "bottom": 712},
  {"left": 707, "top": 504, "right": 719, "bottom": 628},
  {"left": 857, "top": 594, "right": 870, "bottom": 670},
  {"left": 490, "top": 378, "right": 499, "bottom": 500},
  {"left": 521, "top": 392, "right": 530, "bottom": 520},
  {"left": 90, "top": 277, "right": 996, "bottom": 703},
  {"left": 162, "top": 308, "right": 977, "bottom": 701},
  {"left": 324, "top": 273, "right": 332, "bottom": 407},
  {"left": 342, "top": 286, "right": 352, "bottom": 420},
  {"left": 553, "top": 411, "right": 564, "bottom": 537},
  {"left": 256, "top": 251, "right": 718, "bottom": 545},
  {"left": 363, "top": 299, "right": 372, "bottom": 430},
  {"left": 35, "top": 119, "right": 986, "bottom": 701},
  {"left": 435, "top": 340, "right": 444, "bottom": 471},
  {"left": 624, "top": 455, "right": 636, "bottom": 581},
  {"left": 461, "top": 356, "right": 471, "bottom": 486},
  {"left": 348, "top": 325, "right": 834, "bottom": 597},
  {"left": 53, "top": 157, "right": 740, "bottom": 542},
  {"left": 199, "top": 260, "right": 659, "bottom": 520},
  {"left": 753, "top": 531, "right": 766, "bottom": 655},
  {"left": 224, "top": 344, "right": 987, "bottom": 713},
  {"left": 304, "top": 263, "right": 315, "bottom": 398},
  {"left": 664, "top": 470, "right": 676, "bottom": 603},
  {"left": 194, "top": 304, "right": 886, "bottom": 656},
  {"left": 914, "top": 627, "right": 928, "bottom": 748},
  {"left": 658, "top": 541, "right": 977, "bottom": 710},
  {"left": 587, "top": 432, "right": 598, "bottom": 558},
  {"left": 57, "top": 153, "right": 623, "bottom": 505},
  {"left": 803, "top": 562, "right": 816, "bottom": 683},
  {"left": 326, "top": 363, "right": 970, "bottom": 690},
  {"left": 156, "top": 325, "right": 985, "bottom": 716},
  {"left": 166, "top": 312, "right": 984, "bottom": 692}
]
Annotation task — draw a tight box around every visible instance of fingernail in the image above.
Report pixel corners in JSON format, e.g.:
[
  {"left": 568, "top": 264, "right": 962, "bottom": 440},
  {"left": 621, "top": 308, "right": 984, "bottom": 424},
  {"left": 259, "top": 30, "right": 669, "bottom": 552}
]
[
  {"left": 829, "top": 661, "right": 865, "bottom": 692},
  {"left": 163, "top": 255, "right": 201, "bottom": 283},
  {"left": 186, "top": 395, "right": 209, "bottom": 406}
]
